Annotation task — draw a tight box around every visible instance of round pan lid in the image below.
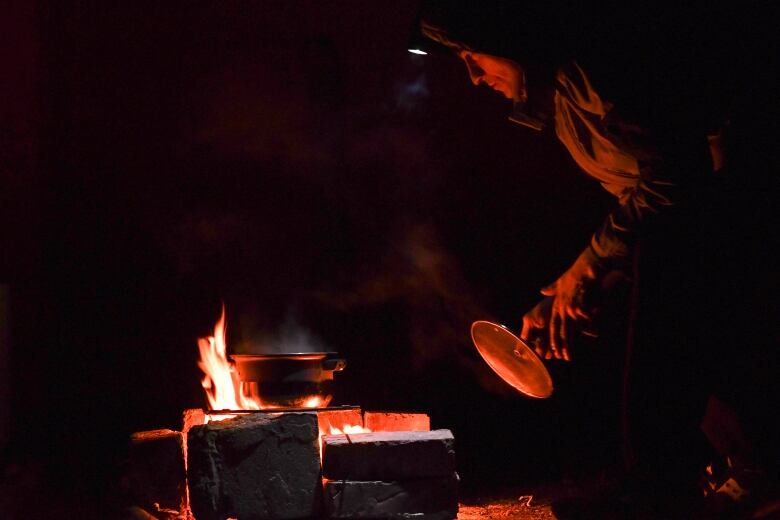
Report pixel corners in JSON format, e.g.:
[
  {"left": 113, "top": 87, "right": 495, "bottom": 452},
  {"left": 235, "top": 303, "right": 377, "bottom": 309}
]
[{"left": 470, "top": 320, "right": 553, "bottom": 399}]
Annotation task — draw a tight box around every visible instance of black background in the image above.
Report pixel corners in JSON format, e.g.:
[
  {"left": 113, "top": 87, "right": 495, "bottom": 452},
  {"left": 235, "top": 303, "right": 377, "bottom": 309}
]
[{"left": 0, "top": 1, "right": 679, "bottom": 516}]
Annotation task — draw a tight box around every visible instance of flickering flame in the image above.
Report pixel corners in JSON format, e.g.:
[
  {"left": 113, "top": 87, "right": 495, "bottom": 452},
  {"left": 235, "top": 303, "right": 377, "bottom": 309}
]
[
  {"left": 317, "top": 423, "right": 372, "bottom": 459},
  {"left": 303, "top": 396, "right": 326, "bottom": 408},
  {"left": 197, "top": 305, "right": 261, "bottom": 419},
  {"left": 329, "top": 424, "right": 371, "bottom": 435}
]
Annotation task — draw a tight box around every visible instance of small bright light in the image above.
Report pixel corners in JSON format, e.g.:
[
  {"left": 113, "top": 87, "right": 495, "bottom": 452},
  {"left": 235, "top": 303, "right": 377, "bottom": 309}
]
[{"left": 408, "top": 48, "right": 427, "bottom": 55}]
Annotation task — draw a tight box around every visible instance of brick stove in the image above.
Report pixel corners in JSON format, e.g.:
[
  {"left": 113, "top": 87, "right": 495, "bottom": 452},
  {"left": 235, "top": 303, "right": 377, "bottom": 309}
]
[
  {"left": 124, "top": 307, "right": 457, "bottom": 518},
  {"left": 126, "top": 407, "right": 458, "bottom": 520}
]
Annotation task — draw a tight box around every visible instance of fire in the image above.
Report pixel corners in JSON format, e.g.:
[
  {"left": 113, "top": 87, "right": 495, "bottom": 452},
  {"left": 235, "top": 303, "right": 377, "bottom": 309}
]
[
  {"left": 330, "top": 424, "right": 371, "bottom": 435},
  {"left": 303, "top": 396, "right": 327, "bottom": 408},
  {"left": 197, "top": 305, "right": 261, "bottom": 418},
  {"left": 197, "top": 304, "right": 339, "bottom": 422},
  {"left": 317, "top": 423, "right": 372, "bottom": 459}
]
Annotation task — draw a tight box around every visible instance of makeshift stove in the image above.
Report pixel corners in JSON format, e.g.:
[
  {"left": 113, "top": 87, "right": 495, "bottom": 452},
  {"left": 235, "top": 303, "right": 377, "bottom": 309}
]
[{"left": 125, "top": 308, "right": 458, "bottom": 520}]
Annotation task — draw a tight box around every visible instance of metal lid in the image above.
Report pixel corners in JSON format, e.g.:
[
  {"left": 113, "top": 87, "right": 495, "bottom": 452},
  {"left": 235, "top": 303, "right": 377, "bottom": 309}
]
[{"left": 470, "top": 320, "right": 553, "bottom": 399}]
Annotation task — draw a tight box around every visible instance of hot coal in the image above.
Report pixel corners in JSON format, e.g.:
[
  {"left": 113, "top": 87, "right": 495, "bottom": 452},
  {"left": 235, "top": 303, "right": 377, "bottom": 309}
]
[
  {"left": 242, "top": 380, "right": 334, "bottom": 408},
  {"left": 317, "top": 408, "right": 364, "bottom": 434},
  {"left": 363, "top": 412, "right": 430, "bottom": 432},
  {"left": 182, "top": 408, "right": 206, "bottom": 434}
]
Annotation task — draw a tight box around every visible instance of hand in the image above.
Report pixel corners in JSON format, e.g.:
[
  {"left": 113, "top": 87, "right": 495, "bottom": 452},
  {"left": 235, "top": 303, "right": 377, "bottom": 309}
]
[
  {"left": 521, "top": 296, "right": 556, "bottom": 359},
  {"left": 526, "top": 248, "right": 603, "bottom": 361}
]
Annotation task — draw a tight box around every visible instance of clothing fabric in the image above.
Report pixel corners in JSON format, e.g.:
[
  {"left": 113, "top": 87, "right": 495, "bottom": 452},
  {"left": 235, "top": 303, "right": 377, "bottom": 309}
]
[
  {"left": 416, "top": 0, "right": 780, "bottom": 484},
  {"left": 551, "top": 57, "right": 780, "bottom": 480},
  {"left": 553, "top": 60, "right": 710, "bottom": 267}
]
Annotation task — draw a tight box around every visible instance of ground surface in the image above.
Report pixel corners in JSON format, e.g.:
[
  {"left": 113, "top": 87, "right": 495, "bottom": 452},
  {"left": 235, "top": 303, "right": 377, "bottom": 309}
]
[
  {"left": 459, "top": 496, "right": 554, "bottom": 519},
  {"left": 457, "top": 478, "right": 780, "bottom": 520},
  {"left": 457, "top": 479, "right": 600, "bottom": 520}
]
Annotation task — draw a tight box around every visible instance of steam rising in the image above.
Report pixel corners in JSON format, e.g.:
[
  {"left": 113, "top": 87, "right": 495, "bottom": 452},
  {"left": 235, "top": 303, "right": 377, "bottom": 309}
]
[
  {"left": 234, "top": 312, "right": 328, "bottom": 355},
  {"left": 160, "top": 32, "right": 511, "bottom": 393},
  {"left": 317, "top": 223, "right": 514, "bottom": 395}
]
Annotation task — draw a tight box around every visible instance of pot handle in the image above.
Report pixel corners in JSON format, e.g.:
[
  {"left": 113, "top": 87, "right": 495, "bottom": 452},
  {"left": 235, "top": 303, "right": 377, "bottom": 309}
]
[{"left": 322, "top": 358, "right": 346, "bottom": 372}]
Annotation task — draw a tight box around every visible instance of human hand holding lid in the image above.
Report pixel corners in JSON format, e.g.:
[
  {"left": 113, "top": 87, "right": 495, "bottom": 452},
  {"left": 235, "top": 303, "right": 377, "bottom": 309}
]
[
  {"left": 523, "top": 247, "right": 603, "bottom": 362},
  {"left": 470, "top": 320, "right": 553, "bottom": 399}
]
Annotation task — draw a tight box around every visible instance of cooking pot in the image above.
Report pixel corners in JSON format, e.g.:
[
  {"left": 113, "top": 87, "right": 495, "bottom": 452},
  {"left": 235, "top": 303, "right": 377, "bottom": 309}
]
[{"left": 231, "top": 352, "right": 346, "bottom": 408}]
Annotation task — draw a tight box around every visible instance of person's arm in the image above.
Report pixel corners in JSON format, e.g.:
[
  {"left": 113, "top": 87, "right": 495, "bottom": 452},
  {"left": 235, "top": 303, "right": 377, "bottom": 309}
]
[
  {"left": 526, "top": 122, "right": 711, "bottom": 361},
  {"left": 588, "top": 125, "right": 708, "bottom": 267}
]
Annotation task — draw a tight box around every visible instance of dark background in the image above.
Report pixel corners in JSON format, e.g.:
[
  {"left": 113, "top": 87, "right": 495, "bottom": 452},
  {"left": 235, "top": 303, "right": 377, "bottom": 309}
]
[{"left": 1, "top": 1, "right": 658, "bottom": 517}]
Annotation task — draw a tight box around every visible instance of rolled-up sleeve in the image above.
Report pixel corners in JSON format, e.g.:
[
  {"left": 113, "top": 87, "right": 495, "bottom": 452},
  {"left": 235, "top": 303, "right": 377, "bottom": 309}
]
[
  {"left": 590, "top": 149, "right": 677, "bottom": 263},
  {"left": 589, "top": 127, "right": 709, "bottom": 267},
  {"left": 554, "top": 61, "right": 710, "bottom": 268}
]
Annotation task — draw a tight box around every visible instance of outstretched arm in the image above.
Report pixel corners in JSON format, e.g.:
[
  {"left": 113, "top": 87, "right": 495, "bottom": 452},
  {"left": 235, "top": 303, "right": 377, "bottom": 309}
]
[{"left": 524, "top": 124, "right": 711, "bottom": 361}]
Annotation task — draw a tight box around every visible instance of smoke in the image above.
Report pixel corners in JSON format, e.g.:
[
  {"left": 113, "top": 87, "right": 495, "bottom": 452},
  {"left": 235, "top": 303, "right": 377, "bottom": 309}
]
[
  {"left": 316, "top": 222, "right": 514, "bottom": 395},
  {"left": 149, "top": 28, "right": 513, "bottom": 394},
  {"left": 394, "top": 70, "right": 430, "bottom": 115},
  {"left": 233, "top": 308, "right": 328, "bottom": 355}
]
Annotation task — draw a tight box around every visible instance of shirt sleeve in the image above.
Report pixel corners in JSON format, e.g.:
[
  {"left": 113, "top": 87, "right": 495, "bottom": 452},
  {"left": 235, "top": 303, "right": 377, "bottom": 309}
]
[
  {"left": 588, "top": 122, "right": 710, "bottom": 268},
  {"left": 554, "top": 61, "right": 713, "bottom": 270}
]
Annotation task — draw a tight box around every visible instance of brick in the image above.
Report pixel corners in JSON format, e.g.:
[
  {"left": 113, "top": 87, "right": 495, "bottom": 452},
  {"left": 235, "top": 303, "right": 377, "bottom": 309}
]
[
  {"left": 317, "top": 408, "right": 364, "bottom": 436},
  {"left": 321, "top": 430, "right": 455, "bottom": 480},
  {"left": 187, "top": 412, "right": 321, "bottom": 520},
  {"left": 363, "top": 412, "right": 430, "bottom": 432},
  {"left": 180, "top": 408, "right": 207, "bottom": 519},
  {"left": 127, "top": 429, "right": 187, "bottom": 514},
  {"left": 324, "top": 474, "right": 459, "bottom": 519},
  {"left": 181, "top": 408, "right": 206, "bottom": 434}
]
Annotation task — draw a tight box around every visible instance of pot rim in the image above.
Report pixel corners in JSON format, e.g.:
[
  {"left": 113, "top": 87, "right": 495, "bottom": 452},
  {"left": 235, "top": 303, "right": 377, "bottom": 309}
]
[{"left": 231, "top": 352, "right": 338, "bottom": 361}]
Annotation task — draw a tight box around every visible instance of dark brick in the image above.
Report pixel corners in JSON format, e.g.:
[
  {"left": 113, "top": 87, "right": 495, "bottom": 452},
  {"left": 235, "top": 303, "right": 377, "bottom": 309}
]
[
  {"left": 322, "top": 430, "right": 455, "bottom": 481},
  {"left": 187, "top": 412, "right": 321, "bottom": 520},
  {"left": 127, "top": 429, "right": 187, "bottom": 515}
]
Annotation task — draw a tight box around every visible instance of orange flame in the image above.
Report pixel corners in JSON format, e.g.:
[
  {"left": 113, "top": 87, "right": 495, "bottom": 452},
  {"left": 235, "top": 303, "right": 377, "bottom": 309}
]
[
  {"left": 302, "top": 396, "right": 326, "bottom": 408},
  {"left": 318, "top": 423, "right": 371, "bottom": 459},
  {"left": 197, "top": 305, "right": 261, "bottom": 419},
  {"left": 329, "top": 424, "right": 371, "bottom": 435}
]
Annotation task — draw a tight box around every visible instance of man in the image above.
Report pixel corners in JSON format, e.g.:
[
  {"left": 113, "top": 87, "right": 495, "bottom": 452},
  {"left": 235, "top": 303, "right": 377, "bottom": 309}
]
[{"left": 414, "top": 1, "right": 778, "bottom": 515}]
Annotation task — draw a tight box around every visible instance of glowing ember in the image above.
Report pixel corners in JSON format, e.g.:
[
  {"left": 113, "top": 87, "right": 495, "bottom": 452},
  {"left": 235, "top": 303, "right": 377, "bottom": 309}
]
[
  {"left": 197, "top": 305, "right": 261, "bottom": 418},
  {"left": 303, "top": 396, "right": 327, "bottom": 408}
]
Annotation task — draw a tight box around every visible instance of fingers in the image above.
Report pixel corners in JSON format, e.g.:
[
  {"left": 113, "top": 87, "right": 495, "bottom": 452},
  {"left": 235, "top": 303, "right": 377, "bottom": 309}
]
[
  {"left": 581, "top": 328, "right": 599, "bottom": 338},
  {"left": 523, "top": 296, "right": 580, "bottom": 362},
  {"left": 571, "top": 307, "right": 590, "bottom": 320},
  {"left": 548, "top": 301, "right": 573, "bottom": 362},
  {"left": 520, "top": 317, "right": 531, "bottom": 341},
  {"left": 561, "top": 332, "right": 571, "bottom": 361},
  {"left": 532, "top": 337, "right": 546, "bottom": 358},
  {"left": 566, "top": 307, "right": 582, "bottom": 325},
  {"left": 558, "top": 310, "right": 570, "bottom": 361},
  {"left": 573, "top": 305, "right": 599, "bottom": 339},
  {"left": 522, "top": 315, "right": 548, "bottom": 358},
  {"left": 548, "top": 308, "right": 562, "bottom": 360}
]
